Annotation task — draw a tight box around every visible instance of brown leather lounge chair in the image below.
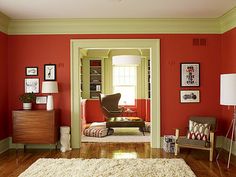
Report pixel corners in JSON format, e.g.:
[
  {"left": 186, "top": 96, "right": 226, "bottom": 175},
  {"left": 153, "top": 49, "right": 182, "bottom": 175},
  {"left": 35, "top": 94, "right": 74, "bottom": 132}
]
[{"left": 99, "top": 93, "right": 124, "bottom": 120}]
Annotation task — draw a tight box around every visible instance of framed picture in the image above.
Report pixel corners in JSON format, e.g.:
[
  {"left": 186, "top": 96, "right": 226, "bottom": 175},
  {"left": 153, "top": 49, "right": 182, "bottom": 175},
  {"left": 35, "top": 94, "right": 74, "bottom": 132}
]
[
  {"left": 36, "top": 96, "right": 47, "bottom": 104},
  {"left": 180, "top": 63, "right": 200, "bottom": 87},
  {"left": 25, "top": 67, "right": 38, "bottom": 76},
  {"left": 25, "top": 78, "right": 39, "bottom": 93},
  {"left": 44, "top": 64, "right": 56, "bottom": 81},
  {"left": 180, "top": 90, "right": 200, "bottom": 103}
]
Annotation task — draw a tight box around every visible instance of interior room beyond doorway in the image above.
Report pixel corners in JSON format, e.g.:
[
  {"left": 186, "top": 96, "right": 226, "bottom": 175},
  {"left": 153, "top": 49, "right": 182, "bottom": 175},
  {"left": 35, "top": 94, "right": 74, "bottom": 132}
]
[{"left": 80, "top": 48, "right": 151, "bottom": 142}]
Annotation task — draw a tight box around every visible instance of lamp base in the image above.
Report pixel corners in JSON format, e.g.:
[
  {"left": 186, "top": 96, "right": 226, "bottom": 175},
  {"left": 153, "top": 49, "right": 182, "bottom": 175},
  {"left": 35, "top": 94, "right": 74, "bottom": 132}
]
[{"left": 46, "top": 95, "right": 54, "bottom": 111}]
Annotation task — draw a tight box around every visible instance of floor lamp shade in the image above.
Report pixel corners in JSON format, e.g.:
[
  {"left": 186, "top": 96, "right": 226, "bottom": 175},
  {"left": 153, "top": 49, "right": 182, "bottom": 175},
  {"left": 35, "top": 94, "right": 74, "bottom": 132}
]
[
  {"left": 220, "top": 74, "right": 236, "bottom": 105},
  {"left": 42, "top": 81, "right": 58, "bottom": 111}
]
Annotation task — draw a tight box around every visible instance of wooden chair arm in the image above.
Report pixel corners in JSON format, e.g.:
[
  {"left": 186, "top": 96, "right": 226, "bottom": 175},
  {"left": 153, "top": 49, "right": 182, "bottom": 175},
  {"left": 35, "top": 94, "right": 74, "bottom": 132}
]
[
  {"left": 209, "top": 131, "right": 214, "bottom": 142},
  {"left": 175, "top": 129, "right": 180, "bottom": 140}
]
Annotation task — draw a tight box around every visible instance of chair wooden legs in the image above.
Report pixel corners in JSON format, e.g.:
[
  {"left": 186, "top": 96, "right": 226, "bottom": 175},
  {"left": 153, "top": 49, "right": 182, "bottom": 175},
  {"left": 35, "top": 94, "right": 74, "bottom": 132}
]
[
  {"left": 175, "top": 144, "right": 179, "bottom": 156},
  {"left": 175, "top": 129, "right": 180, "bottom": 156},
  {"left": 209, "top": 131, "right": 214, "bottom": 161},
  {"left": 210, "top": 148, "right": 213, "bottom": 161}
]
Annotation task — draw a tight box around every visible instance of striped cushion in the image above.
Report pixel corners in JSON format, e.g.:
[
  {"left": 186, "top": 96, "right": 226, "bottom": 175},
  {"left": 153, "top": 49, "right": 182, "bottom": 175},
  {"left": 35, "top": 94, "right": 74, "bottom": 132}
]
[
  {"left": 90, "top": 122, "right": 106, "bottom": 128},
  {"left": 187, "top": 120, "right": 210, "bottom": 141},
  {"left": 83, "top": 127, "right": 108, "bottom": 137}
]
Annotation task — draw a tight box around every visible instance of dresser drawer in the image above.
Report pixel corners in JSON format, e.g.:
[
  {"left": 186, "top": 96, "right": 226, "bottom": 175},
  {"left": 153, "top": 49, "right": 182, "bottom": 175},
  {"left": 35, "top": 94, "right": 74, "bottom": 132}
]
[{"left": 12, "top": 110, "right": 59, "bottom": 144}]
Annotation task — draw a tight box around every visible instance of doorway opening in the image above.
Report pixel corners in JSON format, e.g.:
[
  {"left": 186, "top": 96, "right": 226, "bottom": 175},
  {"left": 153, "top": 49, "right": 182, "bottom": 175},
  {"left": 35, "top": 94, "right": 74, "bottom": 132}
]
[
  {"left": 80, "top": 48, "right": 151, "bottom": 143},
  {"left": 70, "top": 39, "right": 160, "bottom": 148}
]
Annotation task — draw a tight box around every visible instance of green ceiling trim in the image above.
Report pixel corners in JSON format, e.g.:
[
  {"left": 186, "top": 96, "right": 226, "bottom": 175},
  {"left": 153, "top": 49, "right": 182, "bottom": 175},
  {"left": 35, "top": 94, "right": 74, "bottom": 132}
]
[
  {"left": 0, "top": 12, "right": 9, "bottom": 34},
  {"left": 219, "top": 7, "right": 236, "bottom": 33},
  {"left": 1, "top": 6, "right": 236, "bottom": 35},
  {"left": 8, "top": 18, "right": 220, "bottom": 35}
]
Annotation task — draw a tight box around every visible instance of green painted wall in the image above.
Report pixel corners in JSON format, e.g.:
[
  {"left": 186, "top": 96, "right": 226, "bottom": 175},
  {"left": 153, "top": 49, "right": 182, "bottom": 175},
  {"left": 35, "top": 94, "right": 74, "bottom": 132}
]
[{"left": 81, "top": 49, "right": 150, "bottom": 99}]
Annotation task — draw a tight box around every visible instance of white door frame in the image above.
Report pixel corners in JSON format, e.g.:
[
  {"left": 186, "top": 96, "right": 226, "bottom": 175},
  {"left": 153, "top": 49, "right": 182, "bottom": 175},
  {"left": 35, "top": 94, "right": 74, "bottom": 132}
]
[{"left": 70, "top": 39, "right": 160, "bottom": 148}]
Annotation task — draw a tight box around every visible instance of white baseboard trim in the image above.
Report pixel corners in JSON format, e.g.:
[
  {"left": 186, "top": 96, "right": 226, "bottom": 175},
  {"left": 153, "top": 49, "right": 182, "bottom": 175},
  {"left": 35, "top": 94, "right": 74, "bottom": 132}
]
[{"left": 0, "top": 137, "right": 10, "bottom": 154}]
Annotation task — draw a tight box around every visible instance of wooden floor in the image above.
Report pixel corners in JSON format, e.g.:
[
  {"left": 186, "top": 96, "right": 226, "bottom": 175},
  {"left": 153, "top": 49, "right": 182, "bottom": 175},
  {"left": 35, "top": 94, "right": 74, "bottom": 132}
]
[{"left": 0, "top": 143, "right": 235, "bottom": 177}]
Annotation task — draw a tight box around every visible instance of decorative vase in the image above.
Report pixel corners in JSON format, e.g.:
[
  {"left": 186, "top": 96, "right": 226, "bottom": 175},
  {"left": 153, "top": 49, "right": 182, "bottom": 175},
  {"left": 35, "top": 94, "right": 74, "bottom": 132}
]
[{"left": 23, "top": 103, "right": 32, "bottom": 110}]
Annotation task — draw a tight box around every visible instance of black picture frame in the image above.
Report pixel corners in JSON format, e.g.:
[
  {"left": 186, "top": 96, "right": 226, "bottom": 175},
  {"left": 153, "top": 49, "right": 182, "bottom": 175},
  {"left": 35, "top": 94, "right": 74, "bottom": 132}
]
[
  {"left": 25, "top": 67, "right": 38, "bottom": 76},
  {"left": 25, "top": 78, "right": 40, "bottom": 93},
  {"left": 180, "top": 90, "right": 200, "bottom": 103},
  {"left": 44, "top": 64, "right": 56, "bottom": 81},
  {"left": 180, "top": 63, "right": 200, "bottom": 87}
]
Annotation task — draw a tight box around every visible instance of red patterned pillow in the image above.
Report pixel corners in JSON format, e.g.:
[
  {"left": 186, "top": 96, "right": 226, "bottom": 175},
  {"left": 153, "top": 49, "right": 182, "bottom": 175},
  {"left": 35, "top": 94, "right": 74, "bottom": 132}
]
[{"left": 187, "top": 121, "right": 210, "bottom": 141}]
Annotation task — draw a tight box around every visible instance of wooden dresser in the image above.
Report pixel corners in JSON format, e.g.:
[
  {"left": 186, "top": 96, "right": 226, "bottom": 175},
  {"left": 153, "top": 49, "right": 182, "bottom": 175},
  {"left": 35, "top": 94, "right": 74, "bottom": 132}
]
[{"left": 12, "top": 110, "right": 59, "bottom": 145}]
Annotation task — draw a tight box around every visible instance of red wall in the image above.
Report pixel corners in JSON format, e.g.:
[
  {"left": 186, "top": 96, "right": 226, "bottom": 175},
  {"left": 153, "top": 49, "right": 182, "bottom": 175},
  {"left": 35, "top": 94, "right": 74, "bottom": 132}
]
[
  {"left": 7, "top": 35, "right": 73, "bottom": 135},
  {"left": 81, "top": 99, "right": 150, "bottom": 123},
  {"left": 221, "top": 28, "right": 236, "bottom": 135},
  {"left": 6, "top": 34, "right": 222, "bottom": 137},
  {"left": 0, "top": 32, "right": 8, "bottom": 140}
]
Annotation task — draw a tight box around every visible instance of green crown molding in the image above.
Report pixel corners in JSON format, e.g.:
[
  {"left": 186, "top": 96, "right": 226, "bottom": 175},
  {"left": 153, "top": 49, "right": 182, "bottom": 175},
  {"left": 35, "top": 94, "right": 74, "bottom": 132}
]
[
  {"left": 0, "top": 12, "right": 9, "bottom": 34},
  {"left": 219, "top": 7, "right": 236, "bottom": 33},
  {"left": 3, "top": 7, "right": 236, "bottom": 35},
  {"left": 8, "top": 18, "right": 220, "bottom": 35}
]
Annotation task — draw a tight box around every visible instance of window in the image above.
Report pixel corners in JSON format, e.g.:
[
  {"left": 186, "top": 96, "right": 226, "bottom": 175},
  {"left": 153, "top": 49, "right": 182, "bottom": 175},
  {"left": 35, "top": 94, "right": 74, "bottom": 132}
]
[{"left": 113, "top": 66, "right": 137, "bottom": 105}]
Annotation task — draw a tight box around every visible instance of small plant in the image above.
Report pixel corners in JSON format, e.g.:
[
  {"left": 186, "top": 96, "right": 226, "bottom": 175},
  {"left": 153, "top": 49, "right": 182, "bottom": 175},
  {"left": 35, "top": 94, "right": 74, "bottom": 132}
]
[{"left": 19, "top": 92, "right": 36, "bottom": 103}]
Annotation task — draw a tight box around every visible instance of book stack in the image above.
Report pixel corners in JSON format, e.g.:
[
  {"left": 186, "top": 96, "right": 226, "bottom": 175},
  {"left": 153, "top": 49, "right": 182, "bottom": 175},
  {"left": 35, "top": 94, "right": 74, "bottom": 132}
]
[{"left": 163, "top": 135, "right": 175, "bottom": 153}]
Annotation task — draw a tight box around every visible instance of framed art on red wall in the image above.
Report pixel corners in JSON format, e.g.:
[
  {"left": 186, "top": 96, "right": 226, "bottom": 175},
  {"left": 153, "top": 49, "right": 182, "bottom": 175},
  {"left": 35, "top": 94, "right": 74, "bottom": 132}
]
[
  {"left": 25, "top": 67, "right": 38, "bottom": 76},
  {"left": 180, "top": 63, "right": 200, "bottom": 87},
  {"left": 25, "top": 78, "right": 39, "bottom": 93},
  {"left": 44, "top": 64, "right": 56, "bottom": 81},
  {"left": 180, "top": 90, "right": 200, "bottom": 103}
]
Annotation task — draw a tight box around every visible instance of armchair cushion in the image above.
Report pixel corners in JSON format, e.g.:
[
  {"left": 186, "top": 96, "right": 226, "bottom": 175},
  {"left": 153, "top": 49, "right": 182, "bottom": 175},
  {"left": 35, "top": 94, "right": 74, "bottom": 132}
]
[
  {"left": 187, "top": 120, "right": 210, "bottom": 141},
  {"left": 177, "top": 137, "right": 210, "bottom": 148}
]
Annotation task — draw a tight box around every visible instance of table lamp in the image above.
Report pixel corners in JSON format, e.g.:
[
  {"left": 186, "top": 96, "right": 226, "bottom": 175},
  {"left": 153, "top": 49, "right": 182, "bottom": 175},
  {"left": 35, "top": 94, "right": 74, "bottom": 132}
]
[
  {"left": 217, "top": 73, "right": 236, "bottom": 168},
  {"left": 42, "top": 81, "right": 58, "bottom": 111}
]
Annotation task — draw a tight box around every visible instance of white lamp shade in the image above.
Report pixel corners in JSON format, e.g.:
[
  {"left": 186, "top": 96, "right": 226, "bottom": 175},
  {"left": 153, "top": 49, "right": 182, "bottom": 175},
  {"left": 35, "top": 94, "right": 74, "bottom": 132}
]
[
  {"left": 220, "top": 74, "right": 236, "bottom": 105},
  {"left": 42, "top": 81, "right": 58, "bottom": 94},
  {"left": 112, "top": 55, "right": 141, "bottom": 65}
]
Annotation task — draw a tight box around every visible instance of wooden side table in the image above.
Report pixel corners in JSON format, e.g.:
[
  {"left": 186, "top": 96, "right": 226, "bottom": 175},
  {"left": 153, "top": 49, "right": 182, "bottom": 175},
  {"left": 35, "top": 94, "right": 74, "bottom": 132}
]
[{"left": 12, "top": 110, "right": 59, "bottom": 149}]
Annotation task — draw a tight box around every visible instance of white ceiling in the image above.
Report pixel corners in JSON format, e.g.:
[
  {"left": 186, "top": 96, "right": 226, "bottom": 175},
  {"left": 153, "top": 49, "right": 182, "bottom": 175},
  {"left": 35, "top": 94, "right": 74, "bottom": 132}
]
[{"left": 0, "top": 0, "right": 235, "bottom": 19}]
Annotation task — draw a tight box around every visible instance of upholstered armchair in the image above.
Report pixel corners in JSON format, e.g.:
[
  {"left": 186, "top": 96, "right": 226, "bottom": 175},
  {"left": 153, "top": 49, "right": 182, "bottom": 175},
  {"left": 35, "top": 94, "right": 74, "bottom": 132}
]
[
  {"left": 175, "top": 116, "right": 216, "bottom": 161},
  {"left": 99, "top": 93, "right": 124, "bottom": 120}
]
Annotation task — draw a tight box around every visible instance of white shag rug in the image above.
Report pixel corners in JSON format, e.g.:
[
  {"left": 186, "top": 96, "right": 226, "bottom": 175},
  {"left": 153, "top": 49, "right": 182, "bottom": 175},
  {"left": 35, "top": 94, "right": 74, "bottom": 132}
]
[
  {"left": 82, "top": 128, "right": 150, "bottom": 143},
  {"left": 19, "top": 158, "right": 196, "bottom": 177}
]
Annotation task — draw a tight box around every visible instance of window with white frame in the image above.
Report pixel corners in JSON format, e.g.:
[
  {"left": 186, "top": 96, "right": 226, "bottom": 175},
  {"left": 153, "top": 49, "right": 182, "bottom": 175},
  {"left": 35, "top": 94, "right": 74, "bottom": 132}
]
[{"left": 113, "top": 66, "right": 137, "bottom": 105}]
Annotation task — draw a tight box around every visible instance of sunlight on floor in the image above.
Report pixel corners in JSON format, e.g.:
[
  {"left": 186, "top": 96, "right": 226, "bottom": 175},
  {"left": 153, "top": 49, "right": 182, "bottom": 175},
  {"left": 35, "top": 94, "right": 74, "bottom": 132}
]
[{"left": 113, "top": 152, "right": 138, "bottom": 159}]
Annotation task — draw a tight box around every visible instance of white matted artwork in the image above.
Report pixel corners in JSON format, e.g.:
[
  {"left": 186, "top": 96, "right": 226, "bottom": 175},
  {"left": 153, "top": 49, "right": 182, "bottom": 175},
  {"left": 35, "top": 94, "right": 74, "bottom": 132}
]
[
  {"left": 44, "top": 64, "right": 56, "bottom": 81},
  {"left": 36, "top": 96, "right": 47, "bottom": 104},
  {"left": 25, "top": 78, "right": 39, "bottom": 93},
  {"left": 180, "top": 63, "right": 200, "bottom": 87},
  {"left": 180, "top": 90, "right": 200, "bottom": 103},
  {"left": 25, "top": 67, "right": 38, "bottom": 76}
]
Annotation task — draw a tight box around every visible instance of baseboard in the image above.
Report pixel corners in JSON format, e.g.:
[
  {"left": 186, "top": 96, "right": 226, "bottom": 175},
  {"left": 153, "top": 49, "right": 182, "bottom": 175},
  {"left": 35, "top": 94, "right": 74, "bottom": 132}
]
[
  {"left": 0, "top": 137, "right": 10, "bottom": 154},
  {"left": 9, "top": 137, "right": 58, "bottom": 149},
  {"left": 216, "top": 136, "right": 236, "bottom": 156},
  {"left": 1, "top": 136, "right": 235, "bottom": 155}
]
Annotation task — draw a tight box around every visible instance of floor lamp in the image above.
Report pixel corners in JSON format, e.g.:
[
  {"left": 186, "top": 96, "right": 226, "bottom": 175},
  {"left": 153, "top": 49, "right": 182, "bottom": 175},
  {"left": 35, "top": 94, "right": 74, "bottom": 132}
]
[{"left": 217, "top": 73, "right": 236, "bottom": 168}]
